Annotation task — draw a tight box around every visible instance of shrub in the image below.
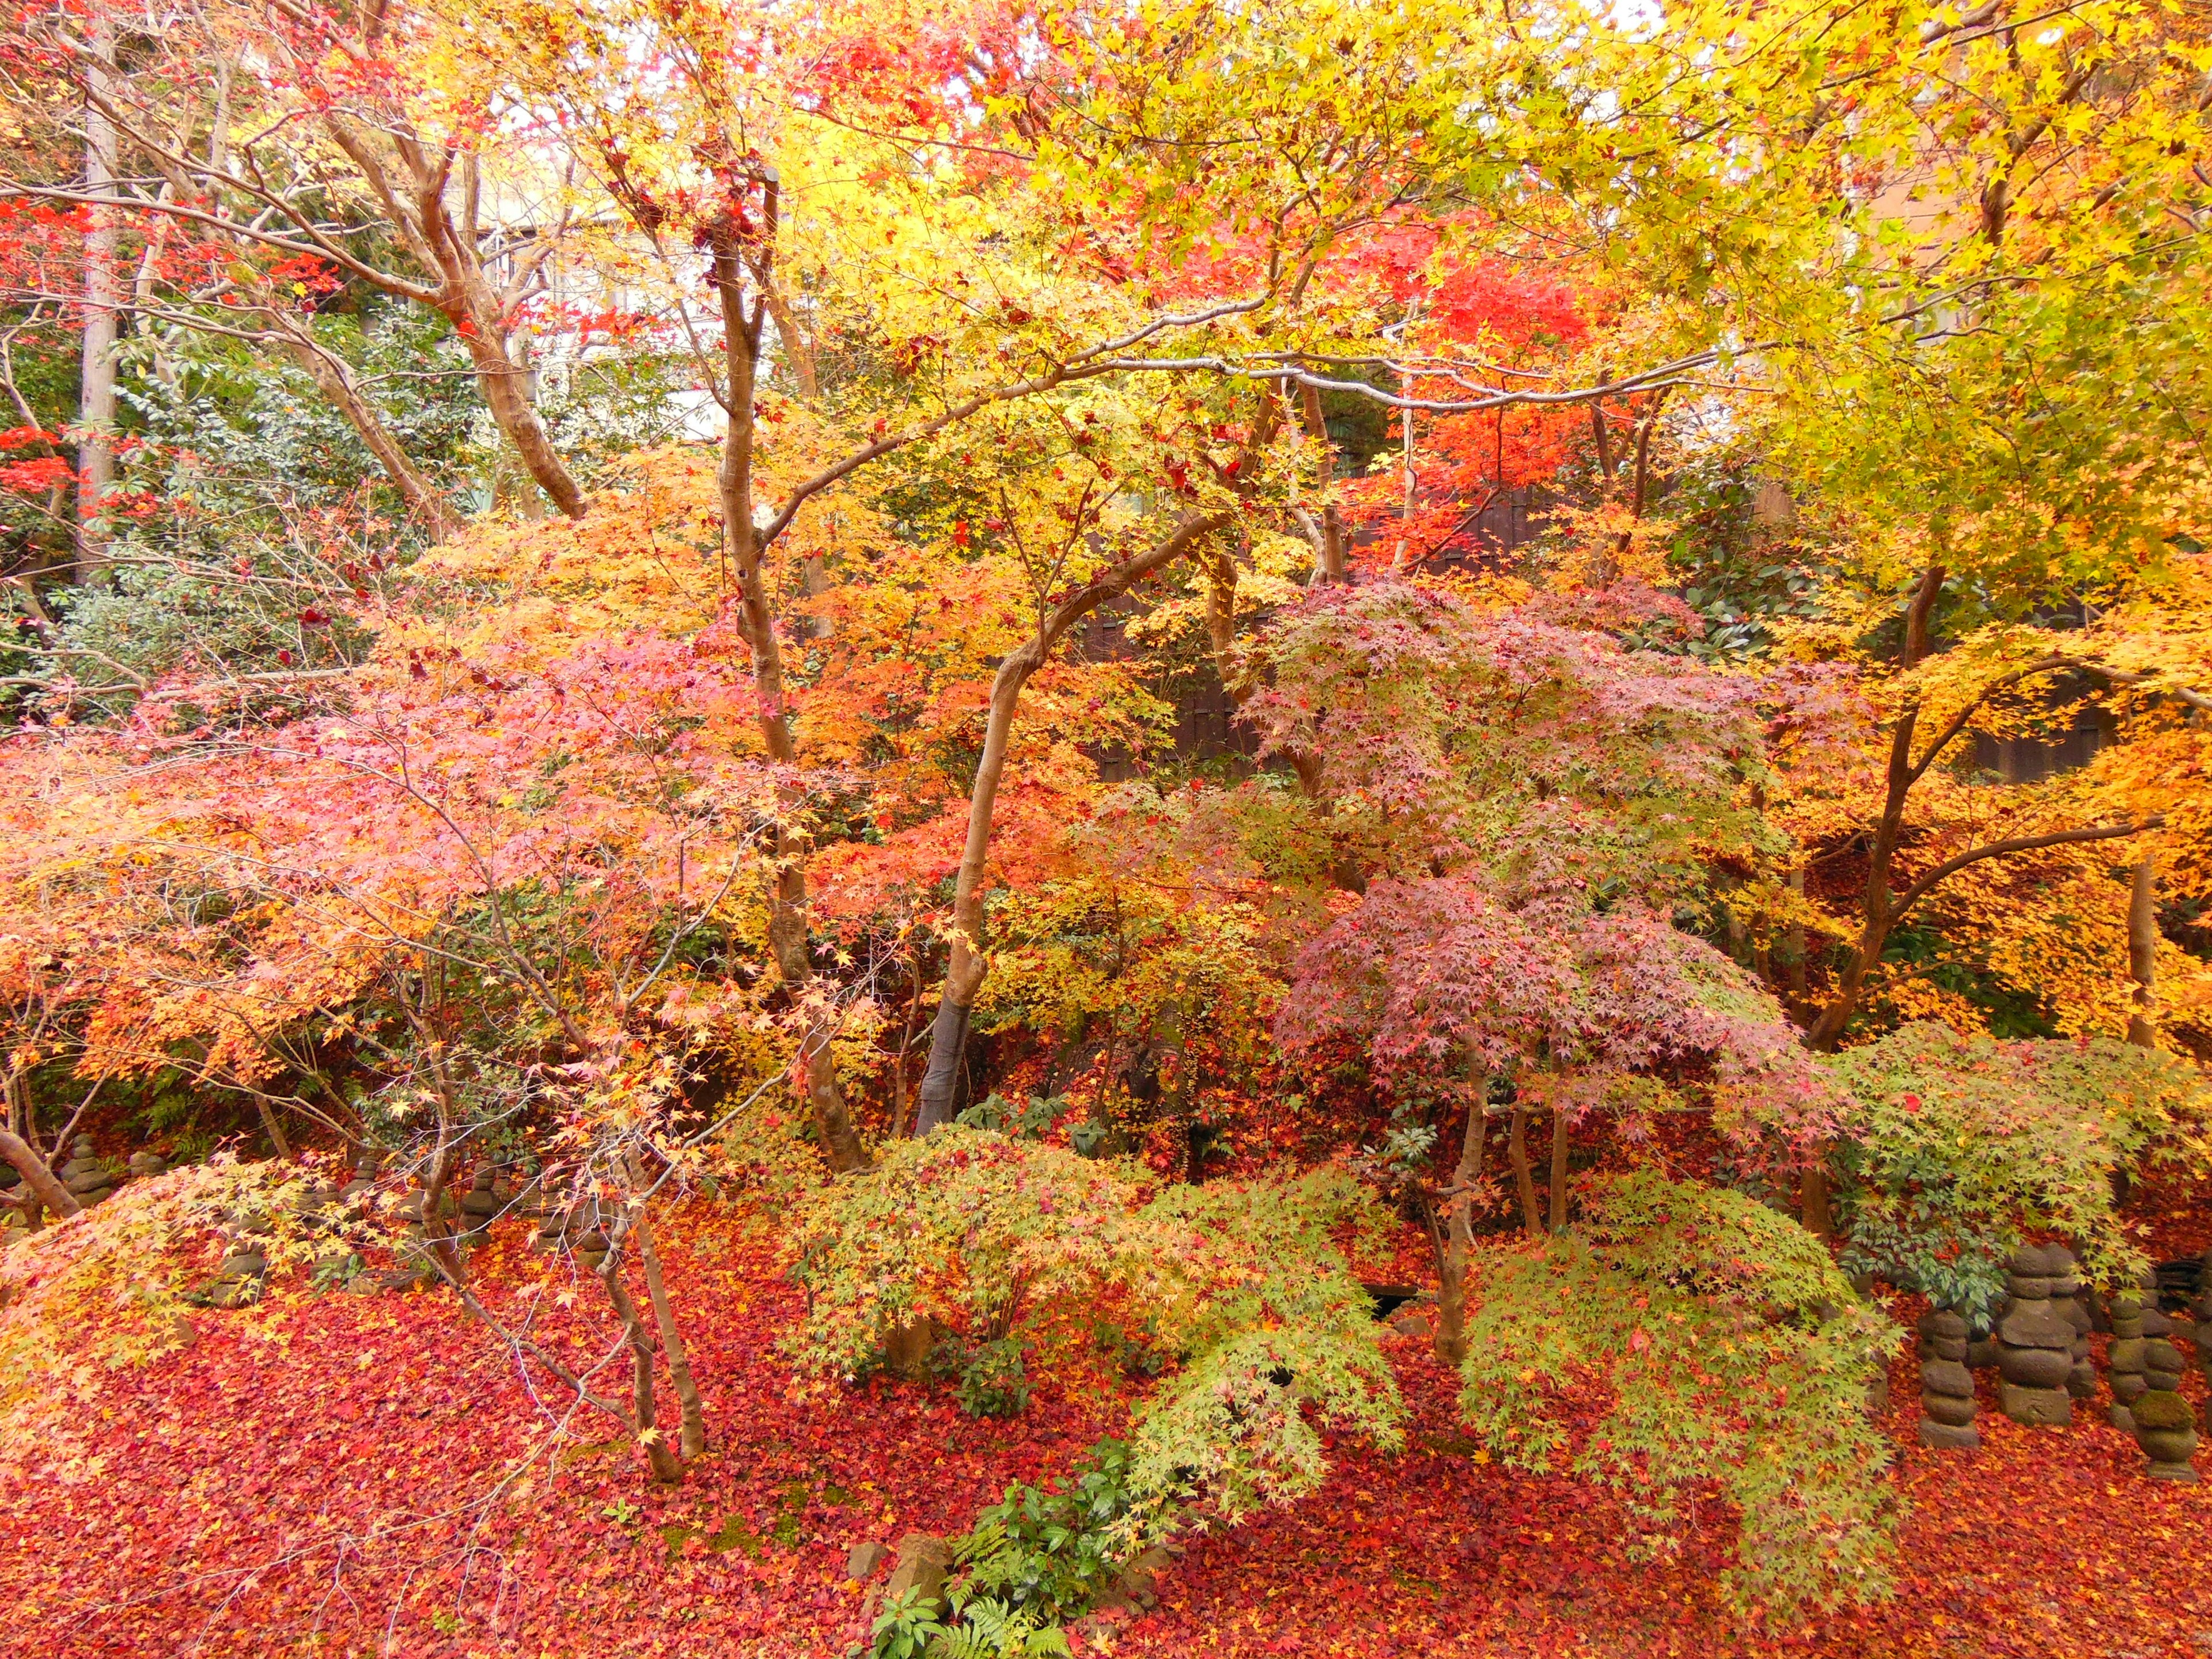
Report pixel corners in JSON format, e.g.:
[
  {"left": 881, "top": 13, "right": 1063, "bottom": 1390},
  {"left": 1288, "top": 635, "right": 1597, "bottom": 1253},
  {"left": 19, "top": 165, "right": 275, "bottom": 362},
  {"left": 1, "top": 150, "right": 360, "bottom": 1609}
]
[
  {"left": 785, "top": 1134, "right": 1404, "bottom": 1525},
  {"left": 953, "top": 1338, "right": 1034, "bottom": 1419},
  {"left": 781, "top": 1128, "right": 1151, "bottom": 1382},
  {"left": 1827, "top": 1022, "right": 2212, "bottom": 1293},
  {"left": 1458, "top": 1173, "right": 1900, "bottom": 1618}
]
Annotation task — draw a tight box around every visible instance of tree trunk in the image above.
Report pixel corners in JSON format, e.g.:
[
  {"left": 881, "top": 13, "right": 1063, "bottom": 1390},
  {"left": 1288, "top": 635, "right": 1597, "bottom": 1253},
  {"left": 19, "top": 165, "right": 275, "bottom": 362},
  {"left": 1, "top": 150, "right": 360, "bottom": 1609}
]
[
  {"left": 450, "top": 312, "right": 582, "bottom": 520},
  {"left": 914, "top": 511, "right": 1230, "bottom": 1131},
  {"left": 1785, "top": 866, "right": 1808, "bottom": 1003},
  {"left": 1547, "top": 1106, "right": 1570, "bottom": 1234},
  {"left": 762, "top": 280, "right": 818, "bottom": 402},
  {"left": 631, "top": 1207, "right": 706, "bottom": 1459},
  {"left": 705, "top": 225, "right": 870, "bottom": 1174},
  {"left": 1433, "top": 1096, "right": 1488, "bottom": 1368},
  {"left": 1902, "top": 563, "right": 1944, "bottom": 668},
  {"left": 1804, "top": 709, "right": 1917, "bottom": 1053},
  {"left": 255, "top": 1098, "right": 293, "bottom": 1160},
  {"left": 0, "top": 1128, "right": 81, "bottom": 1219},
  {"left": 279, "top": 329, "right": 459, "bottom": 536},
  {"left": 1508, "top": 1106, "right": 1542, "bottom": 1238},
  {"left": 1298, "top": 384, "right": 1347, "bottom": 584},
  {"left": 2127, "top": 856, "right": 2159, "bottom": 1048},
  {"left": 602, "top": 1254, "right": 683, "bottom": 1483},
  {"left": 75, "top": 18, "right": 120, "bottom": 579}
]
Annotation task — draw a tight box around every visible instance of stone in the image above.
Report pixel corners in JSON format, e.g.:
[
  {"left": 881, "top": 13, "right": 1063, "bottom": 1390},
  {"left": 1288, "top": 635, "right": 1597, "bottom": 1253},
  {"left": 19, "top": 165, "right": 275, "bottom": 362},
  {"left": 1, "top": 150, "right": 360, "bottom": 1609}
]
[
  {"left": 1920, "top": 1359, "right": 1975, "bottom": 1398},
  {"left": 1998, "top": 1382, "right": 2071, "bottom": 1427},
  {"left": 1995, "top": 1264, "right": 2078, "bottom": 1426},
  {"left": 459, "top": 1169, "right": 500, "bottom": 1241},
  {"left": 847, "top": 1541, "right": 890, "bottom": 1580},
  {"left": 2133, "top": 1389, "right": 2200, "bottom": 1481},
  {"left": 1118, "top": 1545, "right": 1174, "bottom": 1611},
  {"left": 1918, "top": 1421, "right": 1981, "bottom": 1452},
  {"left": 1916, "top": 1310, "right": 1967, "bottom": 1357},
  {"left": 1965, "top": 1334, "right": 1998, "bottom": 1369},
  {"left": 127, "top": 1152, "right": 167, "bottom": 1180},
  {"left": 1996, "top": 1306, "right": 2074, "bottom": 1350},
  {"left": 1995, "top": 1346, "right": 2072, "bottom": 1389},
  {"left": 1921, "top": 1391, "right": 1979, "bottom": 1428},
  {"left": 883, "top": 1316, "right": 939, "bottom": 1383},
  {"left": 882, "top": 1533, "right": 953, "bottom": 1612}
]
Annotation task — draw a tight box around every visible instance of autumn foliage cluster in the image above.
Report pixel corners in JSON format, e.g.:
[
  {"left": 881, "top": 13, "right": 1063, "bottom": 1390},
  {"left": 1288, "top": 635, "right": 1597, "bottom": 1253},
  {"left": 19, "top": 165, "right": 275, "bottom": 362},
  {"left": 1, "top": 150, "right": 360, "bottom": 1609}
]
[{"left": 2, "top": 0, "right": 2212, "bottom": 1652}]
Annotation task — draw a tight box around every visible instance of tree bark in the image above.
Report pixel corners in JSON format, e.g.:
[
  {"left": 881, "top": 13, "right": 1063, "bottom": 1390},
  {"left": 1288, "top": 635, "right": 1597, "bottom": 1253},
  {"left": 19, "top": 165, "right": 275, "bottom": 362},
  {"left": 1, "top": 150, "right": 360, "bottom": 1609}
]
[
  {"left": 914, "top": 510, "right": 1231, "bottom": 1132},
  {"left": 1785, "top": 866, "right": 1808, "bottom": 1003},
  {"left": 278, "top": 327, "right": 459, "bottom": 536},
  {"left": 1433, "top": 1094, "right": 1488, "bottom": 1368},
  {"left": 1297, "top": 384, "right": 1347, "bottom": 584},
  {"left": 601, "top": 1251, "right": 683, "bottom": 1483},
  {"left": 631, "top": 1205, "right": 706, "bottom": 1459},
  {"left": 704, "top": 212, "right": 870, "bottom": 1175},
  {"left": 75, "top": 17, "right": 120, "bottom": 579},
  {"left": 1507, "top": 1106, "right": 1542, "bottom": 1238},
  {"left": 2127, "top": 857, "right": 2159, "bottom": 1049},
  {"left": 1547, "top": 1106, "right": 1570, "bottom": 1234},
  {"left": 1902, "top": 563, "right": 1945, "bottom": 668},
  {"left": 450, "top": 303, "right": 582, "bottom": 519},
  {"left": 0, "top": 1128, "right": 81, "bottom": 1219}
]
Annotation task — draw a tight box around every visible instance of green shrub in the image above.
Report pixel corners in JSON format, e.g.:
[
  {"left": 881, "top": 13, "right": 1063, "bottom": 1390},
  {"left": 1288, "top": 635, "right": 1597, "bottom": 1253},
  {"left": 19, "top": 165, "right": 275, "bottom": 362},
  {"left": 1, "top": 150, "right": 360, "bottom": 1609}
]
[
  {"left": 954, "top": 1338, "right": 1033, "bottom": 1419},
  {"left": 955, "top": 1438, "right": 1137, "bottom": 1624},
  {"left": 785, "top": 1132, "right": 1404, "bottom": 1527},
  {"left": 1459, "top": 1173, "right": 1900, "bottom": 1618},
  {"left": 1826, "top": 1022, "right": 2212, "bottom": 1291}
]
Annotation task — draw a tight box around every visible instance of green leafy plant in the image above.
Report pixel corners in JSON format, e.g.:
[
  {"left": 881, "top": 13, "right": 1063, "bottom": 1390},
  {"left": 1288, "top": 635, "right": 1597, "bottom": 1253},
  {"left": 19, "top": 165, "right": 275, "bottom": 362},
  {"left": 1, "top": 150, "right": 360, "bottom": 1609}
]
[
  {"left": 1459, "top": 1173, "right": 1901, "bottom": 1618},
  {"left": 868, "top": 1586, "right": 950, "bottom": 1659},
  {"left": 954, "top": 1439, "right": 1138, "bottom": 1624},
  {"left": 1825, "top": 1022, "right": 2212, "bottom": 1288},
  {"left": 954, "top": 1338, "right": 1033, "bottom": 1419},
  {"left": 956, "top": 1093, "right": 1067, "bottom": 1141}
]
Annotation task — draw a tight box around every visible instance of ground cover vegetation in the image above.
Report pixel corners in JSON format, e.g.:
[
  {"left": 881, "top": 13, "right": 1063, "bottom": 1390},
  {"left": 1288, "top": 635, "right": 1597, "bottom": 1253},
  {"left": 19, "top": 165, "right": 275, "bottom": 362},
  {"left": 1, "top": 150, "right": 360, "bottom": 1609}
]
[{"left": 1, "top": 0, "right": 2211, "bottom": 1651}]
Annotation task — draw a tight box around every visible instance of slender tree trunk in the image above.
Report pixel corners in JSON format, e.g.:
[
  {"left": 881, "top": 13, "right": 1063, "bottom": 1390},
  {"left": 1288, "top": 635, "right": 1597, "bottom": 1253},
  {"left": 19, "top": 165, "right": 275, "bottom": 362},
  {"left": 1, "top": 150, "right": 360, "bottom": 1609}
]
[
  {"left": 601, "top": 1253, "right": 683, "bottom": 1483},
  {"left": 631, "top": 1206, "right": 706, "bottom": 1459},
  {"left": 255, "top": 1098, "right": 293, "bottom": 1159},
  {"left": 0, "top": 1128, "right": 81, "bottom": 1219},
  {"left": 449, "top": 294, "right": 585, "bottom": 520},
  {"left": 278, "top": 329, "right": 459, "bottom": 536},
  {"left": 705, "top": 225, "right": 869, "bottom": 1173},
  {"left": 1547, "top": 1106, "right": 1570, "bottom": 1234},
  {"left": 1298, "top": 384, "right": 1347, "bottom": 583},
  {"left": 762, "top": 280, "right": 818, "bottom": 402},
  {"left": 1786, "top": 867, "right": 1808, "bottom": 1003},
  {"left": 914, "top": 512, "right": 1230, "bottom": 1131},
  {"left": 1508, "top": 1106, "right": 1542, "bottom": 1238},
  {"left": 1902, "top": 563, "right": 1945, "bottom": 669},
  {"left": 75, "top": 18, "right": 119, "bottom": 580},
  {"left": 1433, "top": 1093, "right": 1488, "bottom": 1368},
  {"left": 2127, "top": 857, "right": 2160, "bottom": 1048}
]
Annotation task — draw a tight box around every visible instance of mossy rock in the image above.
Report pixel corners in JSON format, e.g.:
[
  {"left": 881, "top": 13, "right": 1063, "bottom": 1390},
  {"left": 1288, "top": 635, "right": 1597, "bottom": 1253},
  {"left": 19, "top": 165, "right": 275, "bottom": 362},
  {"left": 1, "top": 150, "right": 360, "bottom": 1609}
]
[{"left": 2132, "top": 1391, "right": 2196, "bottom": 1432}]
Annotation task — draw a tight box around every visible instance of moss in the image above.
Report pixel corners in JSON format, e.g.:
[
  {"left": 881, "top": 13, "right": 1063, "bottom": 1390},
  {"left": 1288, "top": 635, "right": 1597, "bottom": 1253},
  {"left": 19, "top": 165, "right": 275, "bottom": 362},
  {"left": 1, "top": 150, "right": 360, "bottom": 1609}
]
[{"left": 2131, "top": 1390, "right": 2197, "bottom": 1432}]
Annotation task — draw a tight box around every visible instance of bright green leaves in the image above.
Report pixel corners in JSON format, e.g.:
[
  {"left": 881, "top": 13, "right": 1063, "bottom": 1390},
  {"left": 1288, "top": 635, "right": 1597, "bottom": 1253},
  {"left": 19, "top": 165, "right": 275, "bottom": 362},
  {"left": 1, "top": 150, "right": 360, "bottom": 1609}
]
[{"left": 1460, "top": 1174, "right": 1901, "bottom": 1618}]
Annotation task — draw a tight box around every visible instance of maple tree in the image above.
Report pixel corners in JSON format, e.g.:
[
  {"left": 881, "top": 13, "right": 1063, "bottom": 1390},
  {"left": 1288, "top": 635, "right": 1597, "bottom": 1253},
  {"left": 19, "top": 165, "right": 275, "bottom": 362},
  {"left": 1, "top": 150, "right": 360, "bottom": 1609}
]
[{"left": 0, "top": 0, "right": 2209, "bottom": 1651}]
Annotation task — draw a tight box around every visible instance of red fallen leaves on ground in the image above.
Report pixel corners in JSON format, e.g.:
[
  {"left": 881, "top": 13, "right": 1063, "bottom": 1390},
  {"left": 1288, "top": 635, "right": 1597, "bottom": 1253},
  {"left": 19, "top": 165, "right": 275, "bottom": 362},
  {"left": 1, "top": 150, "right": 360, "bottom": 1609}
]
[{"left": 5, "top": 1185, "right": 2211, "bottom": 1659}]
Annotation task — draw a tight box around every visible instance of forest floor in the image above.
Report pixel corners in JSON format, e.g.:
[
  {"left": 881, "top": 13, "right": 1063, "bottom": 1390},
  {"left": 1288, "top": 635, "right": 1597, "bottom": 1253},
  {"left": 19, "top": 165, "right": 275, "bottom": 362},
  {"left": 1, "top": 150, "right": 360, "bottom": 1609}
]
[{"left": 6, "top": 1175, "right": 2211, "bottom": 1659}]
